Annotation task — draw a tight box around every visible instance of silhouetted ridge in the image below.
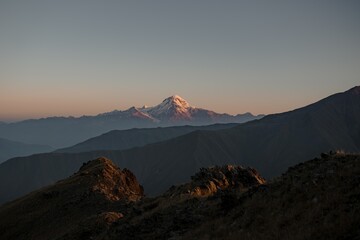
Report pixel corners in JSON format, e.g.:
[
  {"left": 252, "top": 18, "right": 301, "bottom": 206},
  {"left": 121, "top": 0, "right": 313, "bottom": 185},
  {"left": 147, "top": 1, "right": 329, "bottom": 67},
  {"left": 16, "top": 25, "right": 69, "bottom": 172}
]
[
  {"left": 0, "top": 86, "right": 359, "bottom": 204},
  {"left": 347, "top": 85, "right": 360, "bottom": 95},
  {"left": 0, "top": 95, "right": 261, "bottom": 148},
  {"left": 0, "top": 138, "right": 52, "bottom": 163},
  {"left": 56, "top": 123, "right": 237, "bottom": 153}
]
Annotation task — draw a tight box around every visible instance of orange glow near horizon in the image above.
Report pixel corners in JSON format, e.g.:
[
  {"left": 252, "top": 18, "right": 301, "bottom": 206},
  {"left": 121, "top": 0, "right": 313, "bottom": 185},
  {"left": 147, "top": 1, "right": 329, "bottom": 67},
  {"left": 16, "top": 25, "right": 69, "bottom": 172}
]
[
  {"left": 0, "top": 86, "right": 337, "bottom": 122},
  {"left": 1, "top": 1, "right": 359, "bottom": 122}
]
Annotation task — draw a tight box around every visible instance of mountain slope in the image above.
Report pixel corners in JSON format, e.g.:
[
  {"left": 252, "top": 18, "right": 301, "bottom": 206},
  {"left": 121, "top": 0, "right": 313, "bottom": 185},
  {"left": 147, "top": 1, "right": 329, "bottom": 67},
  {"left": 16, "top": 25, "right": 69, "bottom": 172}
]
[
  {"left": 0, "top": 157, "right": 143, "bottom": 240},
  {"left": 144, "top": 95, "right": 192, "bottom": 121},
  {"left": 0, "top": 157, "right": 266, "bottom": 240},
  {"left": 107, "top": 153, "right": 360, "bottom": 240},
  {"left": 0, "top": 138, "right": 52, "bottom": 163},
  {"left": 143, "top": 95, "right": 258, "bottom": 124},
  {"left": 1, "top": 153, "right": 359, "bottom": 240},
  {"left": 184, "top": 152, "right": 360, "bottom": 239},
  {"left": 0, "top": 95, "right": 261, "bottom": 148},
  {"left": 56, "top": 123, "right": 237, "bottom": 153},
  {"left": 0, "top": 86, "right": 359, "bottom": 204}
]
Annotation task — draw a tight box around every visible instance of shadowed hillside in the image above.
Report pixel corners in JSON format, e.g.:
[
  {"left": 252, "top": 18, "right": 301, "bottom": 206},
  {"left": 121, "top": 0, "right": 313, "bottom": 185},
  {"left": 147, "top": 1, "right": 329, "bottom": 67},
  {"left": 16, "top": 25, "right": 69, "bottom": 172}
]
[
  {"left": 0, "top": 157, "right": 143, "bottom": 240},
  {"left": 0, "top": 86, "right": 359, "bottom": 204},
  {"left": 0, "top": 138, "right": 52, "bottom": 163},
  {"left": 56, "top": 123, "right": 237, "bottom": 153},
  {"left": 0, "top": 153, "right": 359, "bottom": 239},
  {"left": 183, "top": 152, "right": 360, "bottom": 239}
]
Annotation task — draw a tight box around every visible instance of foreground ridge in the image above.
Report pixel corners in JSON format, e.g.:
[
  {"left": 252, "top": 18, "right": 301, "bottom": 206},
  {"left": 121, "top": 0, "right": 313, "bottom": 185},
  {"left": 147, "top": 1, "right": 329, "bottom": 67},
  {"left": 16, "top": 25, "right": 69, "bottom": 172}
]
[
  {"left": 0, "top": 153, "right": 359, "bottom": 239},
  {"left": 0, "top": 157, "right": 144, "bottom": 240}
]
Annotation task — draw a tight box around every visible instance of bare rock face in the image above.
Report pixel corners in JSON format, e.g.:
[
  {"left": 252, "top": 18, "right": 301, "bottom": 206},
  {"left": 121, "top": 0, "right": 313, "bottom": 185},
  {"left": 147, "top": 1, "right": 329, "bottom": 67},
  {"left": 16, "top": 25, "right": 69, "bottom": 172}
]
[
  {"left": 2, "top": 153, "right": 360, "bottom": 240},
  {"left": 0, "top": 157, "right": 143, "bottom": 240},
  {"left": 182, "top": 152, "right": 360, "bottom": 240},
  {"left": 167, "top": 165, "right": 266, "bottom": 197},
  {"left": 78, "top": 157, "right": 144, "bottom": 201}
]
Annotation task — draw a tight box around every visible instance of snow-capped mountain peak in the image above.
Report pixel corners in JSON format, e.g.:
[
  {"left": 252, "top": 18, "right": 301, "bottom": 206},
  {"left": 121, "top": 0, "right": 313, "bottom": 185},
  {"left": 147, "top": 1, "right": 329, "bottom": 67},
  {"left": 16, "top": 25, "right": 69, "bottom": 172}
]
[
  {"left": 161, "top": 95, "right": 190, "bottom": 109},
  {"left": 144, "top": 95, "right": 193, "bottom": 121},
  {"left": 98, "top": 95, "right": 263, "bottom": 124}
]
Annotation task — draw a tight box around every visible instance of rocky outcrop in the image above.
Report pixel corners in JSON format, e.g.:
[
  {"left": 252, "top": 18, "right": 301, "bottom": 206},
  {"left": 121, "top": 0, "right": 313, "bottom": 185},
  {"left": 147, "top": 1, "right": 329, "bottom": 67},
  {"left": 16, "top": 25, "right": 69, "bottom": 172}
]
[
  {"left": 0, "top": 157, "right": 143, "bottom": 240},
  {"left": 183, "top": 152, "right": 360, "bottom": 239},
  {"left": 105, "top": 165, "right": 266, "bottom": 239},
  {"left": 1, "top": 153, "right": 360, "bottom": 240},
  {"left": 77, "top": 157, "right": 144, "bottom": 201},
  {"left": 166, "top": 165, "right": 266, "bottom": 197}
]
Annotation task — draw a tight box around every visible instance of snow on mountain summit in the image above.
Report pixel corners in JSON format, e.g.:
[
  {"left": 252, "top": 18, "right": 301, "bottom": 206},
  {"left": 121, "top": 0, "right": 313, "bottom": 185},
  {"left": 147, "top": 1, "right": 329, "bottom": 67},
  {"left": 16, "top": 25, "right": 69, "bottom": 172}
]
[
  {"left": 146, "top": 95, "right": 192, "bottom": 121},
  {"left": 97, "top": 95, "right": 263, "bottom": 124},
  {"left": 98, "top": 95, "right": 194, "bottom": 122},
  {"left": 154, "top": 95, "right": 190, "bottom": 111}
]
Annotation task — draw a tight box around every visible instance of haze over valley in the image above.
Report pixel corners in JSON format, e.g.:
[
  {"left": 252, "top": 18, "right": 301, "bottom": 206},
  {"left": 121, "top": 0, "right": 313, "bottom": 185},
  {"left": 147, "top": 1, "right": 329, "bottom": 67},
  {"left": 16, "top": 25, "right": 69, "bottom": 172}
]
[{"left": 0, "top": 1, "right": 359, "bottom": 239}]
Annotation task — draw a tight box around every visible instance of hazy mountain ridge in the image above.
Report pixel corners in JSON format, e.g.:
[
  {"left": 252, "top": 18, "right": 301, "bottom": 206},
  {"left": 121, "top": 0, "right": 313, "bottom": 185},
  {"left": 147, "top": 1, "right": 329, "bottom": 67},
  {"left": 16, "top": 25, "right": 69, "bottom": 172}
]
[
  {"left": 0, "top": 87, "right": 358, "bottom": 204},
  {"left": 0, "top": 95, "right": 262, "bottom": 148},
  {"left": 56, "top": 123, "right": 237, "bottom": 153},
  {"left": 0, "top": 153, "right": 359, "bottom": 239},
  {"left": 0, "top": 138, "right": 52, "bottom": 164}
]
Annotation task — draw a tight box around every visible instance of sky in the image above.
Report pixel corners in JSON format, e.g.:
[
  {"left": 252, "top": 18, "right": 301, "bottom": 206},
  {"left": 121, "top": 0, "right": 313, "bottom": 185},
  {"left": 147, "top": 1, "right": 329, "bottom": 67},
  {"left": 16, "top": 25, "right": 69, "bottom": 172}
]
[{"left": 0, "top": 0, "right": 359, "bottom": 122}]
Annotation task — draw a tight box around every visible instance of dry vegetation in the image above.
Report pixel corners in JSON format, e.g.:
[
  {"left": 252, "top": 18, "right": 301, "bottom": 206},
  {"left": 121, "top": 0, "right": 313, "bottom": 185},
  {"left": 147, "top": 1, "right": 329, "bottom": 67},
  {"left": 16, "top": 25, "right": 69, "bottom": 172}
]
[
  {"left": 1, "top": 152, "right": 359, "bottom": 240},
  {"left": 183, "top": 152, "right": 360, "bottom": 239}
]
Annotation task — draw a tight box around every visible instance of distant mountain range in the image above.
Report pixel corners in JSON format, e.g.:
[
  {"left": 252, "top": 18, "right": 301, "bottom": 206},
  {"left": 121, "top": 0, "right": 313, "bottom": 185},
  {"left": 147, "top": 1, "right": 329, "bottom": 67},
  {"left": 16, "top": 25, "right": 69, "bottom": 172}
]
[
  {"left": 0, "top": 86, "right": 358, "bottom": 204},
  {"left": 0, "top": 95, "right": 263, "bottom": 148},
  {"left": 0, "top": 138, "right": 52, "bottom": 164},
  {"left": 56, "top": 123, "right": 238, "bottom": 153}
]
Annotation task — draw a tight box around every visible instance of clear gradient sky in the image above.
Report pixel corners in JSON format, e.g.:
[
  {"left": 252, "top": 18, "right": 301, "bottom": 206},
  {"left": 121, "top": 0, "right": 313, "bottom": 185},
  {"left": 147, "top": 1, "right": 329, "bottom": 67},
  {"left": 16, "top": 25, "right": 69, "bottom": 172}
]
[{"left": 0, "top": 0, "right": 359, "bottom": 122}]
